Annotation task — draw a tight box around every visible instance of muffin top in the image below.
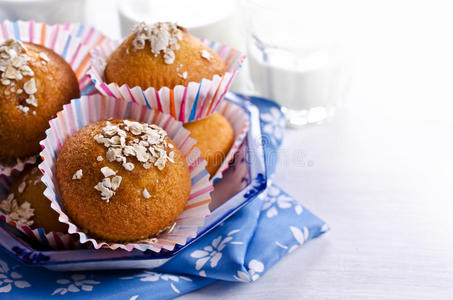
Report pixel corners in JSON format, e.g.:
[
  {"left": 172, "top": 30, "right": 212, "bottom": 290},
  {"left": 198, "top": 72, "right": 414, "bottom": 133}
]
[
  {"left": 104, "top": 22, "right": 227, "bottom": 90},
  {"left": 184, "top": 112, "right": 234, "bottom": 176},
  {"left": 55, "top": 119, "right": 191, "bottom": 242},
  {"left": 0, "top": 166, "right": 67, "bottom": 232},
  {"left": 0, "top": 39, "right": 80, "bottom": 159}
]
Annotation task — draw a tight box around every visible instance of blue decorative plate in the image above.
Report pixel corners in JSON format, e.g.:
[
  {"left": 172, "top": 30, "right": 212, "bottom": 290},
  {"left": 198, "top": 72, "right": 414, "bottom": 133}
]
[{"left": 0, "top": 93, "right": 267, "bottom": 271}]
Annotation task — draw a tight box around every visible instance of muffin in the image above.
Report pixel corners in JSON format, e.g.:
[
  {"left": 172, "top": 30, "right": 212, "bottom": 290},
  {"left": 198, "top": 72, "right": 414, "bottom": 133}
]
[
  {"left": 104, "top": 22, "right": 227, "bottom": 90},
  {"left": 55, "top": 119, "right": 191, "bottom": 242},
  {"left": 0, "top": 39, "right": 80, "bottom": 160},
  {"left": 0, "top": 166, "right": 67, "bottom": 232},
  {"left": 184, "top": 112, "right": 234, "bottom": 176}
]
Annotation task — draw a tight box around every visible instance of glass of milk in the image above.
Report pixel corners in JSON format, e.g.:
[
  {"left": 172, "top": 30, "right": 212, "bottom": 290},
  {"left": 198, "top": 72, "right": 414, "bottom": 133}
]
[{"left": 244, "top": 0, "right": 352, "bottom": 127}]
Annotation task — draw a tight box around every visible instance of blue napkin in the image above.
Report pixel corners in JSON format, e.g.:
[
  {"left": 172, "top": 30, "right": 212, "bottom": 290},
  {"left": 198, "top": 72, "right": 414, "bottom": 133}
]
[{"left": 0, "top": 96, "right": 328, "bottom": 300}]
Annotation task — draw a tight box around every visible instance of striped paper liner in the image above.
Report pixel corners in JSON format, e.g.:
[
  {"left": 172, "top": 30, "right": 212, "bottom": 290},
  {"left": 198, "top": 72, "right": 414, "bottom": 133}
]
[
  {"left": 0, "top": 156, "right": 38, "bottom": 177},
  {"left": 86, "top": 37, "right": 246, "bottom": 123},
  {"left": 0, "top": 173, "right": 79, "bottom": 250},
  {"left": 39, "top": 94, "right": 213, "bottom": 252},
  {"left": 0, "top": 20, "right": 106, "bottom": 176},
  {"left": 210, "top": 100, "right": 250, "bottom": 183}
]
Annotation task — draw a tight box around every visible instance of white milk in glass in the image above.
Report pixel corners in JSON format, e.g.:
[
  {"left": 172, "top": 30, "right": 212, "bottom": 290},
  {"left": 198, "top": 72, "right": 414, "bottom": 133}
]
[
  {"left": 244, "top": 0, "right": 352, "bottom": 126},
  {"left": 248, "top": 42, "right": 351, "bottom": 126}
]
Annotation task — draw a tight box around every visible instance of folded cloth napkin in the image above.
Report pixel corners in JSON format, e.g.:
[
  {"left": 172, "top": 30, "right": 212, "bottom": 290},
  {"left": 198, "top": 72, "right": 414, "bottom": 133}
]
[{"left": 0, "top": 95, "right": 328, "bottom": 300}]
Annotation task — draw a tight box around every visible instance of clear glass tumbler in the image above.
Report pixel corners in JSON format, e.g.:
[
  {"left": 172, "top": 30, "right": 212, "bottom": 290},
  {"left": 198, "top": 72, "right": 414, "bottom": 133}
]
[{"left": 244, "top": 0, "right": 352, "bottom": 127}]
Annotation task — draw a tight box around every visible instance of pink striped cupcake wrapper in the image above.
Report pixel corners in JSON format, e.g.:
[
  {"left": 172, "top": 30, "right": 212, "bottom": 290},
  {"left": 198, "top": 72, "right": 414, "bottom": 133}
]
[
  {"left": 0, "top": 156, "right": 38, "bottom": 177},
  {"left": 39, "top": 94, "right": 213, "bottom": 252},
  {"left": 0, "top": 174, "right": 80, "bottom": 250},
  {"left": 0, "top": 20, "right": 106, "bottom": 176},
  {"left": 87, "top": 37, "right": 246, "bottom": 123},
  {"left": 210, "top": 100, "right": 250, "bottom": 183}
]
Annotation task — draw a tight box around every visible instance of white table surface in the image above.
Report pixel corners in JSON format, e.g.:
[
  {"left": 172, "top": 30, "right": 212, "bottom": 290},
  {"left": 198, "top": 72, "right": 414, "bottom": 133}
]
[
  {"left": 84, "top": 1, "right": 453, "bottom": 298},
  {"left": 181, "top": 110, "right": 453, "bottom": 299}
]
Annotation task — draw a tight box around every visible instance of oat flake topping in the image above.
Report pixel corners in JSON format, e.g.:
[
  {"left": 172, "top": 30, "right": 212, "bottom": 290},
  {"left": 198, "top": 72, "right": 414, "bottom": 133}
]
[
  {"left": 92, "top": 120, "right": 174, "bottom": 202},
  {"left": 18, "top": 181, "right": 26, "bottom": 193},
  {"left": 0, "top": 193, "right": 34, "bottom": 226},
  {"left": 94, "top": 167, "right": 122, "bottom": 203},
  {"left": 100, "top": 166, "right": 116, "bottom": 177},
  {"left": 131, "top": 22, "right": 183, "bottom": 64},
  {"left": 72, "top": 169, "right": 83, "bottom": 180},
  {"left": 200, "top": 49, "right": 212, "bottom": 61},
  {"left": 0, "top": 39, "right": 46, "bottom": 114},
  {"left": 94, "top": 120, "right": 174, "bottom": 172},
  {"left": 178, "top": 71, "right": 188, "bottom": 79},
  {"left": 142, "top": 188, "right": 151, "bottom": 199}
]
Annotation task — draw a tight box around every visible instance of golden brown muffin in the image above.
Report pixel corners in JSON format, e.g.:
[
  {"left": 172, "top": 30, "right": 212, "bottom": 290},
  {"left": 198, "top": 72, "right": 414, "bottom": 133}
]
[
  {"left": 184, "top": 112, "right": 234, "bottom": 176},
  {"left": 0, "top": 39, "right": 80, "bottom": 159},
  {"left": 0, "top": 166, "right": 68, "bottom": 232},
  {"left": 55, "top": 119, "right": 191, "bottom": 242},
  {"left": 105, "top": 22, "right": 227, "bottom": 90}
]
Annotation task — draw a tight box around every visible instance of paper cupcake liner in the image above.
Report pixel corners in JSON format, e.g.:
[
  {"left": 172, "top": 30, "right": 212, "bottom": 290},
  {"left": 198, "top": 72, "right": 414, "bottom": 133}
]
[
  {"left": 0, "top": 173, "right": 79, "bottom": 250},
  {"left": 39, "top": 94, "right": 213, "bottom": 252},
  {"left": 87, "top": 37, "right": 246, "bottom": 123},
  {"left": 0, "top": 20, "right": 106, "bottom": 175},
  {"left": 210, "top": 100, "right": 250, "bottom": 183},
  {"left": 0, "top": 156, "right": 38, "bottom": 177}
]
